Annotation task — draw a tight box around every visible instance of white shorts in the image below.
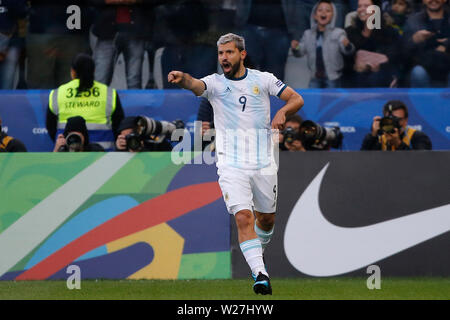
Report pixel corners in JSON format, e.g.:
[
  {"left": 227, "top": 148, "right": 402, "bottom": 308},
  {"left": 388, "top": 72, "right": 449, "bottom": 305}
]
[{"left": 217, "top": 165, "right": 278, "bottom": 215}]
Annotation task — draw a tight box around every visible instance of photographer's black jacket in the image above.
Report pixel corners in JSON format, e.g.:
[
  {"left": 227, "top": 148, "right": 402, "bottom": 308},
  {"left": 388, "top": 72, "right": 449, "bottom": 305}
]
[
  {"left": 0, "top": 132, "right": 27, "bottom": 152},
  {"left": 361, "top": 130, "right": 432, "bottom": 151}
]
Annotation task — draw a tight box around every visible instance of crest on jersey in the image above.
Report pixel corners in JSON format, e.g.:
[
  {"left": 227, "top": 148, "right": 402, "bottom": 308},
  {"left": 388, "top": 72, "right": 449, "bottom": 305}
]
[
  {"left": 253, "top": 85, "right": 260, "bottom": 95},
  {"left": 224, "top": 193, "right": 229, "bottom": 201}
]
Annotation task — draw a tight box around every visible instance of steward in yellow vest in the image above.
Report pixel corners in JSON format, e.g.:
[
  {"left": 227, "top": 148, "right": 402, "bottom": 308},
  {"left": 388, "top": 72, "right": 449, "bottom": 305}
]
[{"left": 46, "top": 54, "right": 124, "bottom": 150}]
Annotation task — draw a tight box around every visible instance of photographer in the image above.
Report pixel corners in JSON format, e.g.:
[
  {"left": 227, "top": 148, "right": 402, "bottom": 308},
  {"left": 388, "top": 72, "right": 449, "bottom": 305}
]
[
  {"left": 280, "top": 114, "right": 343, "bottom": 151},
  {"left": 53, "top": 116, "right": 104, "bottom": 152},
  {"left": 115, "top": 116, "right": 182, "bottom": 152},
  {"left": 0, "top": 115, "right": 27, "bottom": 152},
  {"left": 361, "top": 100, "right": 432, "bottom": 151},
  {"left": 279, "top": 114, "right": 306, "bottom": 151}
]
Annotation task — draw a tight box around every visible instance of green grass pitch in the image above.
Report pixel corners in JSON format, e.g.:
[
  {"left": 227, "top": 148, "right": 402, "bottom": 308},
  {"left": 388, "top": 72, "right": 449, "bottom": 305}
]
[{"left": 0, "top": 277, "right": 449, "bottom": 300}]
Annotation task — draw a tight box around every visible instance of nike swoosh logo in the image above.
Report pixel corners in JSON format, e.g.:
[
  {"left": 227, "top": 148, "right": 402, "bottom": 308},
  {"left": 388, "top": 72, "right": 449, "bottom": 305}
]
[{"left": 284, "top": 163, "right": 450, "bottom": 276}]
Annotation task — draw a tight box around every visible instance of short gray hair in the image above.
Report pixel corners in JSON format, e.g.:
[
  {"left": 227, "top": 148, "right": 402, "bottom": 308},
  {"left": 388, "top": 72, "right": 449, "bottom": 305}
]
[{"left": 217, "top": 33, "right": 245, "bottom": 51}]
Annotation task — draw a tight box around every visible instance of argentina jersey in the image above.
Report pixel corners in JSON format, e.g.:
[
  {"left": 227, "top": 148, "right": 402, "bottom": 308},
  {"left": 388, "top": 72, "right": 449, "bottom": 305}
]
[{"left": 201, "top": 68, "right": 287, "bottom": 170}]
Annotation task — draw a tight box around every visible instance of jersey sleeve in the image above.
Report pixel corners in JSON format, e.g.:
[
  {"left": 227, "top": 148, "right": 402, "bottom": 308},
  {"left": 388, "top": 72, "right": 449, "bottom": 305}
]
[
  {"left": 200, "top": 74, "right": 216, "bottom": 99},
  {"left": 265, "top": 73, "right": 287, "bottom": 98}
]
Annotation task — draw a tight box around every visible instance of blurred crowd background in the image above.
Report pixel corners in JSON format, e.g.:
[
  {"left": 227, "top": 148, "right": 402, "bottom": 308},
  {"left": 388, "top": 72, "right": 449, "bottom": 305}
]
[{"left": 0, "top": 0, "right": 449, "bottom": 90}]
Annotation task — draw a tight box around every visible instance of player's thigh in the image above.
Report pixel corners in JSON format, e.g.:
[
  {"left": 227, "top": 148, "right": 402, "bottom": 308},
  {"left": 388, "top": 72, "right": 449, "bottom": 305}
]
[
  {"left": 251, "top": 170, "right": 278, "bottom": 214},
  {"left": 217, "top": 166, "right": 253, "bottom": 215}
]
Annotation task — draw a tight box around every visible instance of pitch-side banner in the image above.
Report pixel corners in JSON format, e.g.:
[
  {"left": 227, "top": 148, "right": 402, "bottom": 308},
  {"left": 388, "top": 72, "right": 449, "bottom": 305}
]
[
  {"left": 0, "top": 89, "right": 449, "bottom": 151},
  {"left": 0, "top": 152, "right": 230, "bottom": 280},
  {"left": 231, "top": 151, "right": 450, "bottom": 277}
]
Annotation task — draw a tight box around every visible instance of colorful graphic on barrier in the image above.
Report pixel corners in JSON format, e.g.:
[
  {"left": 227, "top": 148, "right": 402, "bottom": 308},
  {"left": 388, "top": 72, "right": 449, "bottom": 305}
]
[
  {"left": 0, "top": 153, "right": 231, "bottom": 280},
  {"left": 0, "top": 89, "right": 449, "bottom": 151}
]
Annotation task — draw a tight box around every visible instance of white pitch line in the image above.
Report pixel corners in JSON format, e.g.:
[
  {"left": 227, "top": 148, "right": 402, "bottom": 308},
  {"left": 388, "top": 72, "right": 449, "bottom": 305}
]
[{"left": 0, "top": 152, "right": 135, "bottom": 277}]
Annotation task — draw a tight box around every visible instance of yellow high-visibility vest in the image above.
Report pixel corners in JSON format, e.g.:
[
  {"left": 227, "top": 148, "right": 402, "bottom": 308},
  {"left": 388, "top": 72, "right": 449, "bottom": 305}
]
[{"left": 49, "top": 79, "right": 117, "bottom": 149}]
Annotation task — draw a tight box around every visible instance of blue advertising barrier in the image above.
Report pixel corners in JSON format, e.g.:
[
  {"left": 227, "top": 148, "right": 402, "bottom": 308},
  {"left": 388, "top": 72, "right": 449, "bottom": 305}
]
[{"left": 0, "top": 88, "right": 449, "bottom": 151}]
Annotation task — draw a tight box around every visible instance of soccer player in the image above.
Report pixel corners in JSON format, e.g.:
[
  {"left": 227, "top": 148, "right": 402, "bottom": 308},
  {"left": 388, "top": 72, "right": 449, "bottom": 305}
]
[{"left": 168, "top": 33, "right": 304, "bottom": 295}]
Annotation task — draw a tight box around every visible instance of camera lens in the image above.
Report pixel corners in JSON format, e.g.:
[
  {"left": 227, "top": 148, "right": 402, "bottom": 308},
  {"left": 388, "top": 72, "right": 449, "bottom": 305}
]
[
  {"left": 299, "top": 120, "right": 322, "bottom": 144},
  {"left": 125, "top": 134, "right": 142, "bottom": 151},
  {"left": 283, "top": 127, "right": 297, "bottom": 144},
  {"left": 64, "top": 133, "right": 83, "bottom": 152},
  {"left": 297, "top": 120, "right": 342, "bottom": 150},
  {"left": 66, "top": 133, "right": 82, "bottom": 146}
]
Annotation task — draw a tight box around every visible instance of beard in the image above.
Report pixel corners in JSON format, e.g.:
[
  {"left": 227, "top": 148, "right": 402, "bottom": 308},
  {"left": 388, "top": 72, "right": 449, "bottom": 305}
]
[{"left": 221, "top": 60, "right": 241, "bottom": 79}]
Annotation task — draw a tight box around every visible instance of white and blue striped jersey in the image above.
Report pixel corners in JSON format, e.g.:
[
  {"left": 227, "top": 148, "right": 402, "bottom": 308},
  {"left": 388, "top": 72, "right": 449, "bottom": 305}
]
[{"left": 201, "top": 68, "right": 287, "bottom": 169}]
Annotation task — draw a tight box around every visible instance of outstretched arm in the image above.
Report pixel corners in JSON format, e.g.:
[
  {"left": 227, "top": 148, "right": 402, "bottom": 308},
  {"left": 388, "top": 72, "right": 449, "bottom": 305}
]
[
  {"left": 168, "top": 71, "right": 206, "bottom": 96},
  {"left": 271, "top": 87, "right": 304, "bottom": 130}
]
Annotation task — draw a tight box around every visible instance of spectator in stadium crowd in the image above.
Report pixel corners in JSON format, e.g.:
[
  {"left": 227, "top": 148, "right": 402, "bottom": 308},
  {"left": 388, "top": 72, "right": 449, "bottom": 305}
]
[
  {"left": 292, "top": 0, "right": 355, "bottom": 88},
  {"left": 0, "top": 0, "right": 28, "bottom": 89},
  {"left": 383, "top": 0, "right": 414, "bottom": 85},
  {"left": 291, "top": 0, "right": 349, "bottom": 44},
  {"left": 53, "top": 116, "right": 104, "bottom": 152},
  {"left": 279, "top": 113, "right": 306, "bottom": 151},
  {"left": 0, "top": 115, "right": 27, "bottom": 152},
  {"left": 26, "top": 1, "right": 93, "bottom": 89},
  {"left": 46, "top": 53, "right": 125, "bottom": 151},
  {"left": 153, "top": 0, "right": 217, "bottom": 89},
  {"left": 404, "top": 0, "right": 450, "bottom": 87},
  {"left": 235, "top": 0, "right": 304, "bottom": 81},
  {"left": 361, "top": 100, "right": 432, "bottom": 150},
  {"left": 383, "top": 0, "right": 414, "bottom": 36},
  {"left": 90, "top": 0, "right": 157, "bottom": 89},
  {"left": 344, "top": 0, "right": 402, "bottom": 88},
  {"left": 410, "top": 0, "right": 450, "bottom": 12},
  {"left": 114, "top": 116, "right": 174, "bottom": 152}
]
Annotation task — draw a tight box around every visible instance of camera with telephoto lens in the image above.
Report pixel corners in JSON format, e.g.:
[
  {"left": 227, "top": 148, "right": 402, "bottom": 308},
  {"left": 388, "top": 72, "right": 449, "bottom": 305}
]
[
  {"left": 282, "top": 126, "right": 302, "bottom": 144},
  {"left": 298, "top": 120, "right": 343, "bottom": 150},
  {"left": 58, "top": 132, "right": 83, "bottom": 152},
  {"left": 379, "top": 115, "right": 401, "bottom": 134},
  {"left": 125, "top": 116, "right": 184, "bottom": 151}
]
